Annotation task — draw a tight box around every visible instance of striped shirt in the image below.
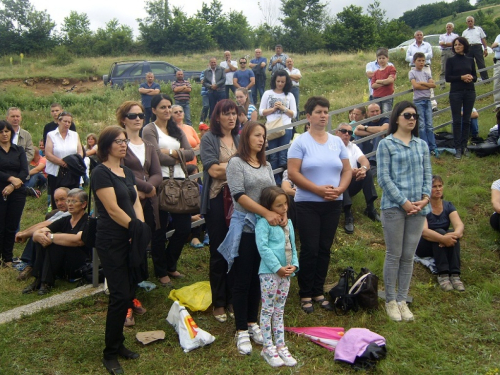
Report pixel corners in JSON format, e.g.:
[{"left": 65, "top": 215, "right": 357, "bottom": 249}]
[
  {"left": 376, "top": 134, "right": 432, "bottom": 214},
  {"left": 171, "top": 79, "right": 192, "bottom": 102}
]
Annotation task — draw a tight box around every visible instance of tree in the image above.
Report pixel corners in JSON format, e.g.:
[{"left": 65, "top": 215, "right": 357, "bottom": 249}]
[
  {"left": 61, "top": 11, "right": 93, "bottom": 55},
  {"left": 137, "top": 0, "right": 172, "bottom": 54},
  {"left": 94, "top": 19, "right": 134, "bottom": 56},
  {"left": 168, "top": 7, "right": 214, "bottom": 53},
  {"left": 258, "top": 0, "right": 281, "bottom": 27},
  {"left": 377, "top": 20, "right": 413, "bottom": 49},
  {"left": 367, "top": 1, "right": 386, "bottom": 32}
]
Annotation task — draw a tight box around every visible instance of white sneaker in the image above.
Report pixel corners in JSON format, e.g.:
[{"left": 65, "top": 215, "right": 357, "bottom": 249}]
[
  {"left": 398, "top": 301, "right": 414, "bottom": 321},
  {"left": 235, "top": 331, "right": 252, "bottom": 355},
  {"left": 261, "top": 346, "right": 284, "bottom": 367},
  {"left": 248, "top": 323, "right": 264, "bottom": 345},
  {"left": 277, "top": 346, "right": 297, "bottom": 366},
  {"left": 385, "top": 300, "right": 402, "bottom": 322}
]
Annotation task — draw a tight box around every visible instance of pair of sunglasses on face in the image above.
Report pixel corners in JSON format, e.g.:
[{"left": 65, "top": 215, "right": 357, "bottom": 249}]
[
  {"left": 401, "top": 112, "right": 419, "bottom": 120},
  {"left": 125, "top": 113, "right": 145, "bottom": 120},
  {"left": 338, "top": 129, "right": 353, "bottom": 135}
]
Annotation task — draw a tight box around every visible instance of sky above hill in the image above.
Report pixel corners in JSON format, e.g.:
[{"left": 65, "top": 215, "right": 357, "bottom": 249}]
[{"left": 30, "top": 0, "right": 461, "bottom": 36}]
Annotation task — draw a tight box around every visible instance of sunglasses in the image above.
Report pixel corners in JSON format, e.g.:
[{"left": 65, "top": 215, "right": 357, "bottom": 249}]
[
  {"left": 240, "top": 62, "right": 247, "bottom": 64},
  {"left": 125, "top": 113, "right": 145, "bottom": 120},
  {"left": 338, "top": 129, "right": 353, "bottom": 135},
  {"left": 114, "top": 139, "right": 130, "bottom": 145},
  {"left": 401, "top": 112, "right": 419, "bottom": 120}
]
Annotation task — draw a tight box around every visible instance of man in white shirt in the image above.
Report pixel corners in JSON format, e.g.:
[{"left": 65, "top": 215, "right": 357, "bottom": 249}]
[
  {"left": 406, "top": 31, "right": 437, "bottom": 110},
  {"left": 6, "top": 107, "right": 34, "bottom": 163},
  {"left": 366, "top": 48, "right": 394, "bottom": 100},
  {"left": 491, "top": 33, "right": 500, "bottom": 111},
  {"left": 439, "top": 23, "right": 459, "bottom": 89},
  {"left": 220, "top": 51, "right": 237, "bottom": 99},
  {"left": 336, "top": 123, "right": 380, "bottom": 234},
  {"left": 285, "top": 58, "right": 302, "bottom": 121},
  {"left": 462, "top": 16, "right": 489, "bottom": 81}
]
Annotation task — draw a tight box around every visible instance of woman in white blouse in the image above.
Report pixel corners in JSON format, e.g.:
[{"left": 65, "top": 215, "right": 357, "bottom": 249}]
[{"left": 45, "top": 111, "right": 83, "bottom": 209}]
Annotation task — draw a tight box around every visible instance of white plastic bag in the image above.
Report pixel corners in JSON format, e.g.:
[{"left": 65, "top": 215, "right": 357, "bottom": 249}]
[{"left": 166, "top": 301, "right": 215, "bottom": 352}]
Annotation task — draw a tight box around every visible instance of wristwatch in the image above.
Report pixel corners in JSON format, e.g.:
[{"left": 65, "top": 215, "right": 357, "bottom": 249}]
[
  {"left": 50, "top": 233, "right": 54, "bottom": 241},
  {"left": 169, "top": 149, "right": 173, "bottom": 156},
  {"left": 364, "top": 125, "right": 368, "bottom": 131},
  {"left": 361, "top": 166, "right": 368, "bottom": 170}
]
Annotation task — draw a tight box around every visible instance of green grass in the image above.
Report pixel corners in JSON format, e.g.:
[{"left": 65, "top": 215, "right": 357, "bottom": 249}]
[{"left": 0, "top": 50, "right": 500, "bottom": 374}]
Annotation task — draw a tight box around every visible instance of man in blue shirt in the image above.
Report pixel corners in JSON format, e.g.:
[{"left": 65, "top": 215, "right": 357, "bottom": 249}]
[
  {"left": 233, "top": 57, "right": 255, "bottom": 103},
  {"left": 138, "top": 72, "right": 161, "bottom": 126},
  {"left": 250, "top": 49, "right": 267, "bottom": 104}
]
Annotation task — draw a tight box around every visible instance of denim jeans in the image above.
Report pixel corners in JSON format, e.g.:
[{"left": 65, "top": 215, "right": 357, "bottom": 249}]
[
  {"left": 208, "top": 90, "right": 226, "bottom": 119},
  {"left": 267, "top": 129, "right": 293, "bottom": 185},
  {"left": 176, "top": 100, "right": 191, "bottom": 125},
  {"left": 373, "top": 97, "right": 393, "bottom": 114},
  {"left": 200, "top": 95, "right": 209, "bottom": 123},
  {"left": 252, "top": 76, "right": 266, "bottom": 104},
  {"left": 381, "top": 207, "right": 425, "bottom": 303},
  {"left": 414, "top": 99, "right": 437, "bottom": 151},
  {"left": 449, "top": 90, "right": 476, "bottom": 150},
  {"left": 26, "top": 172, "right": 47, "bottom": 189},
  {"left": 467, "top": 117, "right": 479, "bottom": 138},
  {"left": 144, "top": 107, "right": 152, "bottom": 126},
  {"left": 290, "top": 86, "right": 300, "bottom": 121}
]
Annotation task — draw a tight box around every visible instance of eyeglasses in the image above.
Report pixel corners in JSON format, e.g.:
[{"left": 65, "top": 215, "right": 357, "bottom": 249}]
[
  {"left": 114, "top": 139, "right": 130, "bottom": 145},
  {"left": 66, "top": 199, "right": 83, "bottom": 205},
  {"left": 240, "top": 62, "right": 247, "bottom": 65},
  {"left": 338, "top": 129, "right": 353, "bottom": 135},
  {"left": 125, "top": 113, "right": 145, "bottom": 120},
  {"left": 173, "top": 111, "right": 184, "bottom": 114},
  {"left": 401, "top": 112, "right": 419, "bottom": 120}
]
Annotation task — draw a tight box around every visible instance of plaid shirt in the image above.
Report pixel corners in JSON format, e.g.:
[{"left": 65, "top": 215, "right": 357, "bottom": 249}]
[{"left": 376, "top": 134, "right": 432, "bottom": 214}]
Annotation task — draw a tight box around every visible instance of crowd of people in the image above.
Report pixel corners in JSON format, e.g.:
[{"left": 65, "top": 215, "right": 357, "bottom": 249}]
[{"left": 1, "top": 24, "right": 500, "bottom": 372}]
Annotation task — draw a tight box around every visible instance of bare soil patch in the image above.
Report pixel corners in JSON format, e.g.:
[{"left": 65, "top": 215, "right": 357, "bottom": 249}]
[{"left": 0, "top": 78, "right": 103, "bottom": 96}]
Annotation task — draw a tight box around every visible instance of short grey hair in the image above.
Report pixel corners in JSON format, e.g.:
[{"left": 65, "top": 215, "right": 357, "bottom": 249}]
[
  {"left": 414, "top": 30, "right": 423, "bottom": 36},
  {"left": 466, "top": 16, "right": 474, "bottom": 22},
  {"left": 6, "top": 107, "right": 21, "bottom": 117},
  {"left": 336, "top": 123, "right": 351, "bottom": 131},
  {"left": 446, "top": 22, "right": 454, "bottom": 28},
  {"left": 67, "top": 188, "right": 88, "bottom": 203}
]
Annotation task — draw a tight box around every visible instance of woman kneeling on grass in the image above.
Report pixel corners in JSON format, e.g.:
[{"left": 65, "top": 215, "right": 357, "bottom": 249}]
[
  {"left": 377, "top": 100, "right": 432, "bottom": 322},
  {"left": 415, "top": 175, "right": 465, "bottom": 291}
]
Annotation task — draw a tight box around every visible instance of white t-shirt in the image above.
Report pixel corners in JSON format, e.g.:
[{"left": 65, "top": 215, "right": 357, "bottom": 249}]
[
  {"left": 45, "top": 129, "right": 79, "bottom": 176},
  {"left": 155, "top": 124, "right": 184, "bottom": 178},
  {"left": 128, "top": 142, "right": 145, "bottom": 167},
  {"left": 220, "top": 60, "right": 237, "bottom": 85},
  {"left": 259, "top": 90, "right": 297, "bottom": 129},
  {"left": 346, "top": 142, "right": 364, "bottom": 169}
]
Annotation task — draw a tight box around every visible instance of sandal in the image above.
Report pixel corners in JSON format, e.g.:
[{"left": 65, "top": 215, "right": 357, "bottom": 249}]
[
  {"left": 167, "top": 271, "right": 185, "bottom": 279},
  {"left": 213, "top": 307, "right": 227, "bottom": 323},
  {"left": 190, "top": 241, "right": 204, "bottom": 249},
  {"left": 300, "top": 299, "right": 314, "bottom": 314},
  {"left": 313, "top": 296, "right": 334, "bottom": 311}
]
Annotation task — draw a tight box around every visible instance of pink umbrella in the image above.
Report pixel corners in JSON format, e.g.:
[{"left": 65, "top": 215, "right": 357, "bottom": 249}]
[{"left": 285, "top": 327, "right": 345, "bottom": 351}]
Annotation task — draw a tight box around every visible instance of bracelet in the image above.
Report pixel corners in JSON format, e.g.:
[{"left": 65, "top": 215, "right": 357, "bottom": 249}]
[
  {"left": 422, "top": 194, "right": 430, "bottom": 202},
  {"left": 10, "top": 183, "right": 15, "bottom": 189}
]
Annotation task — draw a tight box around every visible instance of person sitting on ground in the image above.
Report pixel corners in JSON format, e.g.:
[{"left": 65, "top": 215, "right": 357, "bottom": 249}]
[
  {"left": 335, "top": 123, "right": 380, "bottom": 235},
  {"left": 15, "top": 187, "right": 71, "bottom": 281},
  {"left": 25, "top": 146, "right": 47, "bottom": 197},
  {"left": 415, "top": 175, "right": 465, "bottom": 291},
  {"left": 462, "top": 107, "right": 479, "bottom": 140},
  {"left": 490, "top": 177, "right": 500, "bottom": 232},
  {"left": 22, "top": 188, "right": 90, "bottom": 295}
]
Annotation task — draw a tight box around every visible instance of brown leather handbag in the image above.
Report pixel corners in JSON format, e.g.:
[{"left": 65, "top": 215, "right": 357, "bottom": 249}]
[{"left": 158, "top": 152, "right": 200, "bottom": 214}]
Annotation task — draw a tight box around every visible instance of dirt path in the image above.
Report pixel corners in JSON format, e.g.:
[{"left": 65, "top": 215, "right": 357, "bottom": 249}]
[{"left": 0, "top": 78, "right": 103, "bottom": 96}]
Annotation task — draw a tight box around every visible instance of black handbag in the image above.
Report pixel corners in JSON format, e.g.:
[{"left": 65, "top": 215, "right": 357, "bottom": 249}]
[
  {"left": 158, "top": 151, "right": 200, "bottom": 214},
  {"left": 329, "top": 267, "right": 359, "bottom": 315},
  {"left": 81, "top": 182, "right": 97, "bottom": 248},
  {"left": 350, "top": 268, "right": 379, "bottom": 310}
]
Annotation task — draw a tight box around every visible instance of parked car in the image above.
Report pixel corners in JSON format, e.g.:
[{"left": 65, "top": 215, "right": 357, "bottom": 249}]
[
  {"left": 389, "top": 34, "right": 493, "bottom": 56},
  {"left": 103, "top": 60, "right": 201, "bottom": 87}
]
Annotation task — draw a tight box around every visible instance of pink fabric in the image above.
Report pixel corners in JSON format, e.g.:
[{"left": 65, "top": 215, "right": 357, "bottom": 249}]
[
  {"left": 333, "top": 328, "right": 386, "bottom": 363},
  {"left": 285, "top": 327, "right": 345, "bottom": 351}
]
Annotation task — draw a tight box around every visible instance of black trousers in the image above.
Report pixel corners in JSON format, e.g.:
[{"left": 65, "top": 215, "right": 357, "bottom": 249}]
[
  {"left": 0, "top": 189, "right": 26, "bottom": 263},
  {"left": 296, "top": 200, "right": 342, "bottom": 298},
  {"left": 342, "top": 170, "right": 378, "bottom": 208},
  {"left": 32, "top": 242, "right": 88, "bottom": 284},
  {"left": 468, "top": 44, "right": 488, "bottom": 80},
  {"left": 204, "top": 191, "right": 233, "bottom": 309},
  {"left": 490, "top": 212, "right": 500, "bottom": 232},
  {"left": 97, "top": 237, "right": 133, "bottom": 360},
  {"left": 232, "top": 232, "right": 261, "bottom": 331},
  {"left": 151, "top": 209, "right": 191, "bottom": 278},
  {"left": 449, "top": 89, "right": 476, "bottom": 150},
  {"left": 415, "top": 229, "right": 461, "bottom": 275}
]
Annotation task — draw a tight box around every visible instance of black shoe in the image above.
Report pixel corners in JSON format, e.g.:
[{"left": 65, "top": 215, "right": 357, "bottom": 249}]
[
  {"left": 300, "top": 299, "right": 314, "bottom": 314},
  {"left": 22, "top": 279, "right": 40, "bottom": 294},
  {"left": 313, "top": 297, "right": 334, "bottom": 311},
  {"left": 463, "top": 148, "right": 470, "bottom": 158},
  {"left": 118, "top": 346, "right": 140, "bottom": 360},
  {"left": 455, "top": 149, "right": 462, "bottom": 160},
  {"left": 364, "top": 208, "right": 381, "bottom": 222},
  {"left": 38, "top": 283, "right": 51, "bottom": 295},
  {"left": 344, "top": 216, "right": 354, "bottom": 234},
  {"left": 102, "top": 358, "right": 124, "bottom": 375}
]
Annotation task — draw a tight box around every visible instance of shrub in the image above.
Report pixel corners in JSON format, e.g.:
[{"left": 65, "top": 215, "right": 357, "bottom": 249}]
[{"left": 49, "top": 46, "right": 74, "bottom": 66}]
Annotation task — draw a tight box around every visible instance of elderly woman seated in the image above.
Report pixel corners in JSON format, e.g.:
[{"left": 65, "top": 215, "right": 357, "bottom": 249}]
[
  {"left": 22, "top": 188, "right": 90, "bottom": 295},
  {"left": 415, "top": 175, "right": 465, "bottom": 292}
]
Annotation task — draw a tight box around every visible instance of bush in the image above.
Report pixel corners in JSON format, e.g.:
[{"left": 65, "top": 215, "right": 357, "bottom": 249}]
[{"left": 49, "top": 46, "right": 74, "bottom": 66}]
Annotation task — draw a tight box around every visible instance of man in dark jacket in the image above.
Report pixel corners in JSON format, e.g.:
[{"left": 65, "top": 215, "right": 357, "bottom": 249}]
[{"left": 203, "top": 57, "right": 226, "bottom": 118}]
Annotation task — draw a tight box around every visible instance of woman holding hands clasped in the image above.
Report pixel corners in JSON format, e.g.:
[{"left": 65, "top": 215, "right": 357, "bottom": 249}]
[
  {"left": 377, "top": 101, "right": 432, "bottom": 322},
  {"left": 288, "top": 96, "right": 352, "bottom": 314}
]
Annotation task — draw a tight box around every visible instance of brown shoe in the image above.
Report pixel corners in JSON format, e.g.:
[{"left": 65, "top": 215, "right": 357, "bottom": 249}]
[
  {"left": 124, "top": 308, "right": 135, "bottom": 327},
  {"left": 17, "top": 266, "right": 33, "bottom": 281}
]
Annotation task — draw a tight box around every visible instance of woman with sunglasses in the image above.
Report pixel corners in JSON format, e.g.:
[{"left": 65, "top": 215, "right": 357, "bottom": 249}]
[
  {"left": 92, "top": 126, "right": 149, "bottom": 374},
  {"left": 142, "top": 94, "right": 194, "bottom": 288},
  {"left": 45, "top": 111, "right": 84, "bottom": 209},
  {"left": 172, "top": 104, "right": 200, "bottom": 166},
  {"left": 445, "top": 36, "right": 477, "bottom": 160},
  {"left": 377, "top": 100, "right": 432, "bottom": 322}
]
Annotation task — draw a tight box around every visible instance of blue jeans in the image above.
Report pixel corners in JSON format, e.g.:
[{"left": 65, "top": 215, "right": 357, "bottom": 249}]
[
  {"left": 381, "top": 208, "right": 425, "bottom": 303},
  {"left": 26, "top": 173, "right": 47, "bottom": 189},
  {"left": 200, "top": 95, "right": 209, "bottom": 123},
  {"left": 414, "top": 99, "right": 437, "bottom": 151},
  {"left": 253, "top": 76, "right": 266, "bottom": 104},
  {"left": 144, "top": 107, "right": 152, "bottom": 126},
  {"left": 290, "top": 86, "right": 300, "bottom": 121},
  {"left": 373, "top": 97, "right": 393, "bottom": 114},
  {"left": 449, "top": 90, "right": 476, "bottom": 150},
  {"left": 267, "top": 129, "right": 293, "bottom": 185},
  {"left": 466, "top": 117, "right": 479, "bottom": 137},
  {"left": 176, "top": 100, "right": 191, "bottom": 125},
  {"left": 208, "top": 90, "right": 226, "bottom": 119}
]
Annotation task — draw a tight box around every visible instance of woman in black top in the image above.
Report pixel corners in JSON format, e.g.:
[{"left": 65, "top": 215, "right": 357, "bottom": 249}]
[
  {"left": 91, "top": 126, "right": 145, "bottom": 375},
  {"left": 445, "top": 36, "right": 477, "bottom": 160},
  {"left": 0, "top": 121, "right": 28, "bottom": 267}
]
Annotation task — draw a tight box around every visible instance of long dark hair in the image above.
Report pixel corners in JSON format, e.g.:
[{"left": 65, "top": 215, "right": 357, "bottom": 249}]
[
  {"left": 0, "top": 120, "right": 15, "bottom": 143},
  {"left": 270, "top": 70, "right": 292, "bottom": 95},
  {"left": 150, "top": 94, "right": 183, "bottom": 140},
  {"left": 388, "top": 101, "right": 419, "bottom": 137},
  {"left": 97, "top": 126, "right": 127, "bottom": 162},
  {"left": 236, "top": 121, "right": 267, "bottom": 165},
  {"left": 209, "top": 99, "right": 240, "bottom": 137}
]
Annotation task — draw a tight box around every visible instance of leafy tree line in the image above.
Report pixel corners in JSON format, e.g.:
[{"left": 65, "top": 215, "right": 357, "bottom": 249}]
[{"left": 0, "top": 0, "right": 498, "bottom": 57}]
